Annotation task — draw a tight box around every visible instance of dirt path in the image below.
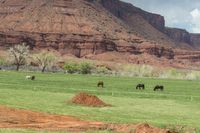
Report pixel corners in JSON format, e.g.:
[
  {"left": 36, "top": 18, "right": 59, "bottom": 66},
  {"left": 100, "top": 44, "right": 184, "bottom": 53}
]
[
  {"left": 0, "top": 106, "right": 176, "bottom": 133},
  {"left": 0, "top": 106, "right": 106, "bottom": 132}
]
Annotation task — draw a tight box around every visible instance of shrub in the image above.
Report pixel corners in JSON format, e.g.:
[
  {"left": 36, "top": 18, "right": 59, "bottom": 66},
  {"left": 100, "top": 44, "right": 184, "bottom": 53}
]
[
  {"left": 63, "top": 62, "right": 93, "bottom": 74},
  {"left": 0, "top": 58, "right": 6, "bottom": 65},
  {"left": 63, "top": 62, "right": 80, "bottom": 74},
  {"left": 159, "top": 69, "right": 185, "bottom": 79},
  {"left": 79, "top": 62, "right": 93, "bottom": 74},
  {"left": 95, "top": 67, "right": 111, "bottom": 75},
  {"left": 122, "top": 64, "right": 156, "bottom": 77},
  {"left": 186, "top": 71, "right": 200, "bottom": 80}
]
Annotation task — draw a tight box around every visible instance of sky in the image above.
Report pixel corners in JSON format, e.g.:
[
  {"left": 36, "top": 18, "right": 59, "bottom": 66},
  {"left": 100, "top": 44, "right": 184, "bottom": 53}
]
[{"left": 122, "top": 0, "right": 200, "bottom": 33}]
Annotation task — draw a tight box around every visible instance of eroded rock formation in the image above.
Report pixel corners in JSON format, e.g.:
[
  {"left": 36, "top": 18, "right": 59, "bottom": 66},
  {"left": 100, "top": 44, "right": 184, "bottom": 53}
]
[{"left": 0, "top": 0, "right": 199, "bottom": 68}]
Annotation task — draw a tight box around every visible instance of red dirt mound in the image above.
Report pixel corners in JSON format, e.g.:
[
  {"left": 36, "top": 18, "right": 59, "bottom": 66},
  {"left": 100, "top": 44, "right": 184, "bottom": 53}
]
[
  {"left": 70, "top": 93, "right": 110, "bottom": 107},
  {"left": 109, "top": 123, "right": 177, "bottom": 133}
]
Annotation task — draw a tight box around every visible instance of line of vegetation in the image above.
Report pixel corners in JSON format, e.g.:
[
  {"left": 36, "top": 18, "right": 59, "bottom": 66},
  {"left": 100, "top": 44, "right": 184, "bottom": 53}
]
[{"left": 0, "top": 43, "right": 200, "bottom": 80}]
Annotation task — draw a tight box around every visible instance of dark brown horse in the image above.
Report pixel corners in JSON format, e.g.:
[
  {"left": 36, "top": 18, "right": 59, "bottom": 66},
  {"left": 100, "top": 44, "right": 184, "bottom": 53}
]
[
  {"left": 136, "top": 84, "right": 145, "bottom": 90},
  {"left": 97, "top": 81, "right": 104, "bottom": 88},
  {"left": 154, "top": 85, "right": 164, "bottom": 91},
  {"left": 31, "top": 76, "right": 35, "bottom": 80}
]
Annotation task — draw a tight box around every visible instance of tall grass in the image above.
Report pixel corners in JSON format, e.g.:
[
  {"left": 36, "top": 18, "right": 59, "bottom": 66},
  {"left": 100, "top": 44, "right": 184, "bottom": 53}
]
[
  {"left": 119, "top": 64, "right": 200, "bottom": 80},
  {"left": 121, "top": 64, "right": 157, "bottom": 77}
]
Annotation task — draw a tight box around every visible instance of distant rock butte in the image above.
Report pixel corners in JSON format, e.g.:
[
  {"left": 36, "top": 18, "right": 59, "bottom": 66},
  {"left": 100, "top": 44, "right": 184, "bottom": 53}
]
[{"left": 0, "top": 0, "right": 199, "bottom": 68}]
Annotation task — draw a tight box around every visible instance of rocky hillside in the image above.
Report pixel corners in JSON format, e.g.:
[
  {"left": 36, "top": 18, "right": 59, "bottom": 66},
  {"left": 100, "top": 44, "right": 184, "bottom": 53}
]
[
  {"left": 0, "top": 0, "right": 174, "bottom": 55},
  {"left": 96, "top": 0, "right": 200, "bottom": 49},
  {"left": 0, "top": 0, "right": 199, "bottom": 68}
]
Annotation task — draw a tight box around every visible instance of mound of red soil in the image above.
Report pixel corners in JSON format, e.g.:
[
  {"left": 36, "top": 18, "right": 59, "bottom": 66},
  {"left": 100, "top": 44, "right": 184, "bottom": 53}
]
[
  {"left": 70, "top": 93, "right": 110, "bottom": 107},
  {"left": 109, "top": 123, "right": 177, "bottom": 133}
]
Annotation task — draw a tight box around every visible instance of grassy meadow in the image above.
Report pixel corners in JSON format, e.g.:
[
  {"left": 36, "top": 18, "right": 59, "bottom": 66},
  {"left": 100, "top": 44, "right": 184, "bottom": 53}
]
[{"left": 0, "top": 71, "right": 200, "bottom": 133}]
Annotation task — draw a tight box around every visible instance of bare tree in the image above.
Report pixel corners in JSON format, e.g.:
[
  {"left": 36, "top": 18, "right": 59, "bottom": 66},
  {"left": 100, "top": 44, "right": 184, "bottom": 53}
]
[
  {"left": 33, "top": 51, "right": 56, "bottom": 72},
  {"left": 8, "top": 43, "right": 30, "bottom": 71}
]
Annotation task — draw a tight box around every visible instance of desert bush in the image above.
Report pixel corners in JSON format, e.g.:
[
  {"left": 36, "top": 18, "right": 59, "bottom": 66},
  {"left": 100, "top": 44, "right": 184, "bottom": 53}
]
[
  {"left": 95, "top": 67, "right": 111, "bottom": 75},
  {"left": 138, "top": 65, "right": 155, "bottom": 77},
  {"left": 63, "top": 62, "right": 80, "bottom": 74},
  {"left": 159, "top": 68, "right": 185, "bottom": 79},
  {"left": 122, "top": 64, "right": 156, "bottom": 77},
  {"left": 79, "top": 62, "right": 93, "bottom": 74},
  {"left": 64, "top": 61, "right": 94, "bottom": 74},
  {"left": 158, "top": 69, "right": 200, "bottom": 80},
  {"left": 0, "top": 58, "right": 6, "bottom": 65},
  {"left": 186, "top": 71, "right": 200, "bottom": 80}
]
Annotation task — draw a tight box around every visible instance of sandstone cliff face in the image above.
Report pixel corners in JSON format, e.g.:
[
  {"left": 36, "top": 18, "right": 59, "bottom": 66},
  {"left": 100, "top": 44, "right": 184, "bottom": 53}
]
[
  {"left": 0, "top": 31, "right": 175, "bottom": 60},
  {"left": 0, "top": 0, "right": 176, "bottom": 59},
  {"left": 0, "top": 0, "right": 199, "bottom": 69},
  {"left": 164, "top": 28, "right": 200, "bottom": 49},
  {"left": 91, "top": 0, "right": 165, "bottom": 31},
  {"left": 190, "top": 34, "right": 200, "bottom": 48},
  {"left": 89, "top": 0, "right": 177, "bottom": 48},
  {"left": 89, "top": 0, "right": 200, "bottom": 49},
  {"left": 164, "top": 28, "right": 191, "bottom": 44}
]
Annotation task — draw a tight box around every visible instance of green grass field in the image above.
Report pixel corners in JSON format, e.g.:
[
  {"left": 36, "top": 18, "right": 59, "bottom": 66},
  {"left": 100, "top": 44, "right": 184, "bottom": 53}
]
[{"left": 0, "top": 71, "right": 200, "bottom": 133}]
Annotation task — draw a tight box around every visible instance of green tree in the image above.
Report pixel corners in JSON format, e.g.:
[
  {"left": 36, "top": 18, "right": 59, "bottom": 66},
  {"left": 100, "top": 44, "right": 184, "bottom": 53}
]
[{"left": 8, "top": 43, "right": 30, "bottom": 71}]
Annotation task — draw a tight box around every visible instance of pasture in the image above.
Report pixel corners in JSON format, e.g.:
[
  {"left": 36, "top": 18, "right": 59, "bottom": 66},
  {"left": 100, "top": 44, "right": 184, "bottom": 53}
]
[{"left": 0, "top": 71, "right": 200, "bottom": 133}]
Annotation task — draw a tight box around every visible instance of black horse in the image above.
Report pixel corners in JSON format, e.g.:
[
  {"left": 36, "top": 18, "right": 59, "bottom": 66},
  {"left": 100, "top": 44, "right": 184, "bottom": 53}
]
[
  {"left": 97, "top": 81, "right": 104, "bottom": 88},
  {"left": 136, "top": 84, "right": 145, "bottom": 90},
  {"left": 31, "top": 76, "right": 35, "bottom": 80},
  {"left": 154, "top": 85, "right": 164, "bottom": 91}
]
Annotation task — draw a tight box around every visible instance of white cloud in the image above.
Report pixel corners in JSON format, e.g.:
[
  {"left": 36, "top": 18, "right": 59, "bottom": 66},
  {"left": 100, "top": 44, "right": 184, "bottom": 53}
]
[
  {"left": 191, "top": 8, "right": 200, "bottom": 18},
  {"left": 190, "top": 8, "right": 200, "bottom": 33}
]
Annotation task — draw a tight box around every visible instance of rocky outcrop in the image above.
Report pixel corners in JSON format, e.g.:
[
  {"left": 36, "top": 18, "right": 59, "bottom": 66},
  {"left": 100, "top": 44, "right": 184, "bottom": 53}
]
[
  {"left": 88, "top": 0, "right": 200, "bottom": 49},
  {"left": 89, "top": 0, "right": 188, "bottom": 48},
  {"left": 0, "top": 0, "right": 199, "bottom": 69},
  {"left": 175, "top": 50, "right": 200, "bottom": 62},
  {"left": 90, "top": 0, "right": 165, "bottom": 31},
  {"left": 0, "top": 31, "right": 174, "bottom": 59},
  {"left": 163, "top": 28, "right": 200, "bottom": 49},
  {"left": 164, "top": 28, "right": 191, "bottom": 44},
  {"left": 0, "top": 0, "right": 176, "bottom": 60},
  {"left": 190, "top": 34, "right": 200, "bottom": 48}
]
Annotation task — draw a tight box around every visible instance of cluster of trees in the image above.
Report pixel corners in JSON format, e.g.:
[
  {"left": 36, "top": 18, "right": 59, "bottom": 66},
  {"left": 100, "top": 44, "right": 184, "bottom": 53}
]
[
  {"left": 7, "top": 43, "right": 56, "bottom": 72},
  {"left": 5, "top": 43, "right": 111, "bottom": 74}
]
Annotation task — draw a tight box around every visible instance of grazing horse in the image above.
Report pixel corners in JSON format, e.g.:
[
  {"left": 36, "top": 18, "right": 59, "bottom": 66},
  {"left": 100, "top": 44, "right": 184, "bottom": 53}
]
[
  {"left": 26, "top": 75, "right": 35, "bottom": 81},
  {"left": 97, "top": 81, "right": 104, "bottom": 88},
  {"left": 31, "top": 76, "right": 35, "bottom": 80},
  {"left": 154, "top": 85, "right": 164, "bottom": 91},
  {"left": 136, "top": 84, "right": 145, "bottom": 90}
]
